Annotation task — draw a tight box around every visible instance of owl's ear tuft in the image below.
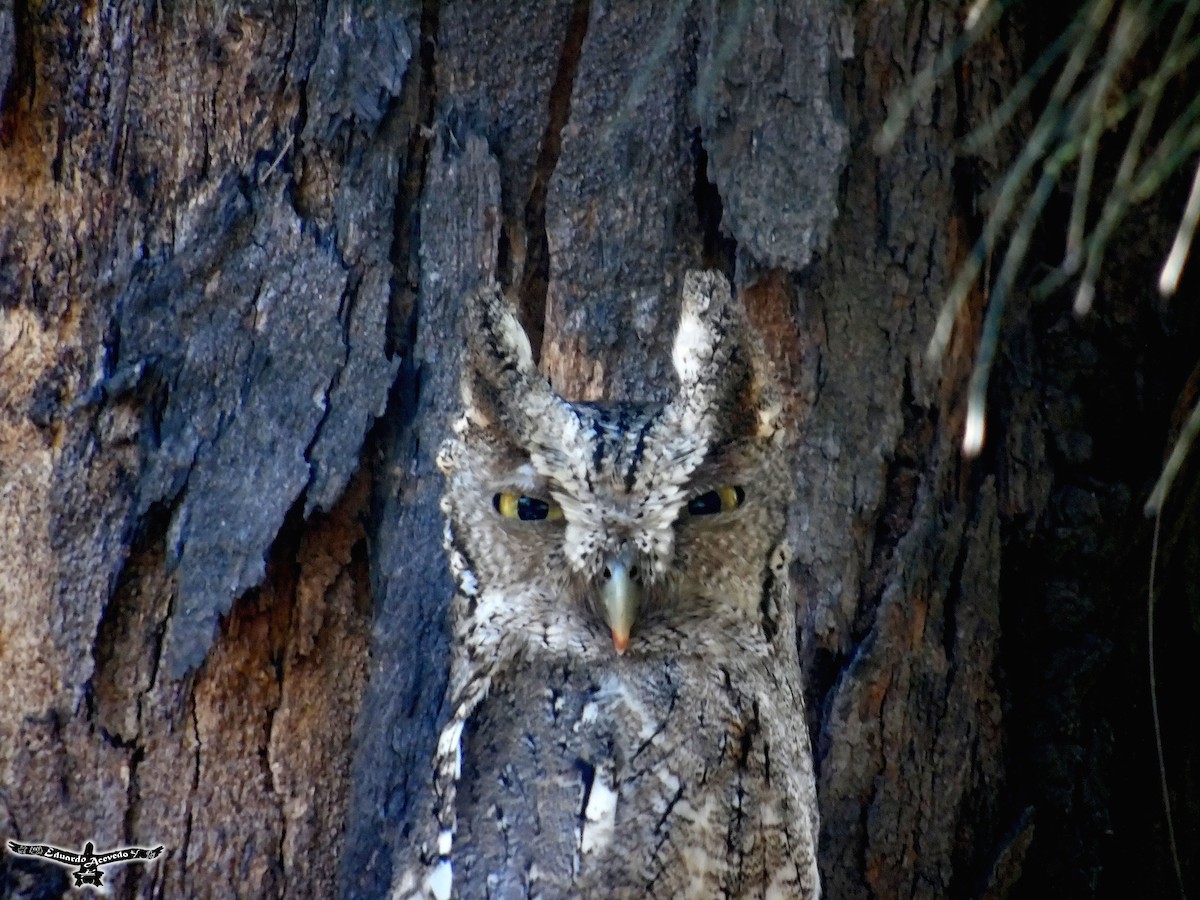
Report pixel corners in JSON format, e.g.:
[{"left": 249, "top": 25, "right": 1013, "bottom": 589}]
[
  {"left": 672, "top": 270, "right": 728, "bottom": 383},
  {"left": 461, "top": 284, "right": 538, "bottom": 429},
  {"left": 469, "top": 284, "right": 537, "bottom": 376},
  {"left": 670, "top": 270, "right": 780, "bottom": 442},
  {"left": 461, "top": 283, "right": 569, "bottom": 443}
]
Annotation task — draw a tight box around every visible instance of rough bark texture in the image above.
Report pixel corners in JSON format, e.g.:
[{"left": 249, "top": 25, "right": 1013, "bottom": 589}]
[
  {"left": 1, "top": 1, "right": 1197, "bottom": 899},
  {"left": 1, "top": 4, "right": 403, "bottom": 896}
]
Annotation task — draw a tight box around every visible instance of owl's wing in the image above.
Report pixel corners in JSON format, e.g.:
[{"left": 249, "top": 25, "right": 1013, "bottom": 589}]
[
  {"left": 390, "top": 497, "right": 511, "bottom": 899},
  {"left": 390, "top": 651, "right": 500, "bottom": 900}
]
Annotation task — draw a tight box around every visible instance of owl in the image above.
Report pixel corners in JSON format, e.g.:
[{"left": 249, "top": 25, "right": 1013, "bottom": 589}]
[{"left": 392, "top": 270, "right": 819, "bottom": 899}]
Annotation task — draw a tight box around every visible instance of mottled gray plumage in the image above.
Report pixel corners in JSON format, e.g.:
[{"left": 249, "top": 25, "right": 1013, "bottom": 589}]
[{"left": 393, "top": 271, "right": 819, "bottom": 899}]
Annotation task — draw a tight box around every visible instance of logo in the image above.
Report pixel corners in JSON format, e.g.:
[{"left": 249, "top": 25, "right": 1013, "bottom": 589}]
[{"left": 5, "top": 839, "right": 164, "bottom": 889}]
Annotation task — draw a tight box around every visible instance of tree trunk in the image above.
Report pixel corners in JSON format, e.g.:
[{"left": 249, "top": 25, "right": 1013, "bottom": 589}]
[{"left": 1, "top": 2, "right": 1196, "bottom": 898}]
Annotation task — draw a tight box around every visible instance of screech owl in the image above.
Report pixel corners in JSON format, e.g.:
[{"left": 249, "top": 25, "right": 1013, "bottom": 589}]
[{"left": 392, "top": 270, "right": 819, "bottom": 899}]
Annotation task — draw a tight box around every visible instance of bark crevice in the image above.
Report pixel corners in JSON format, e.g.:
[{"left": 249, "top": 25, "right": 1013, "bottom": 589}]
[{"left": 514, "top": 0, "right": 591, "bottom": 362}]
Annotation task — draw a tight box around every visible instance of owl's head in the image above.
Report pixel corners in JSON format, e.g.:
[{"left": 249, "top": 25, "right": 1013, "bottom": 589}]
[{"left": 438, "top": 271, "right": 789, "bottom": 662}]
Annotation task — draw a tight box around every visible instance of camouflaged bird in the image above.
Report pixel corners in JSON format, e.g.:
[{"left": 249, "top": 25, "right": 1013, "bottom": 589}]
[{"left": 392, "top": 270, "right": 819, "bottom": 899}]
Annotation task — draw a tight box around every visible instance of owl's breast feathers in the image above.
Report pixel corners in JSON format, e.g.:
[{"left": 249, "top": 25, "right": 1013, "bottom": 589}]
[{"left": 429, "top": 651, "right": 819, "bottom": 899}]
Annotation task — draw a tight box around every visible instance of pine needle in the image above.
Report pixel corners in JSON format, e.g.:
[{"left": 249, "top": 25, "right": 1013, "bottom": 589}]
[
  {"left": 1147, "top": 511, "right": 1189, "bottom": 898},
  {"left": 1159, "top": 157, "right": 1200, "bottom": 295},
  {"left": 877, "top": 0, "right": 1011, "bottom": 154},
  {"left": 928, "top": 0, "right": 1116, "bottom": 367},
  {"left": 1145, "top": 398, "right": 1200, "bottom": 515},
  {"left": 912, "top": 0, "right": 1200, "bottom": 459}
]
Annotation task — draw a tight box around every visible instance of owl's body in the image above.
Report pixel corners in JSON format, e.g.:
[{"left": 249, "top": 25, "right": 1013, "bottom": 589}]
[{"left": 393, "top": 272, "right": 819, "bottom": 899}]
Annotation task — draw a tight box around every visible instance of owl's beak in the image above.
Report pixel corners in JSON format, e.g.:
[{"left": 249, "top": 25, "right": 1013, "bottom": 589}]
[{"left": 601, "top": 552, "right": 641, "bottom": 655}]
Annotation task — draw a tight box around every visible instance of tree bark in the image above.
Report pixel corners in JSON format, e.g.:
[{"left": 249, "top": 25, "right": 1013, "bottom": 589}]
[{"left": 1, "top": 2, "right": 1197, "bottom": 899}]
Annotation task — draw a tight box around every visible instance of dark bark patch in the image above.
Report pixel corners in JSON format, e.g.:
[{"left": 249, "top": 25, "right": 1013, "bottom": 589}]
[{"left": 514, "top": 0, "right": 591, "bottom": 363}]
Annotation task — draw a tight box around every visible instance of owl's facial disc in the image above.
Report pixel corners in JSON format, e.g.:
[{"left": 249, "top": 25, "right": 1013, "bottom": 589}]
[{"left": 599, "top": 547, "right": 642, "bottom": 655}]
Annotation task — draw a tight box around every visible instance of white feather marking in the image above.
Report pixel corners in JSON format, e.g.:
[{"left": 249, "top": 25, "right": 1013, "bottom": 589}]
[
  {"left": 426, "top": 860, "right": 453, "bottom": 900},
  {"left": 458, "top": 570, "right": 478, "bottom": 596},
  {"left": 436, "top": 828, "right": 453, "bottom": 856},
  {"left": 672, "top": 314, "right": 712, "bottom": 384},
  {"left": 577, "top": 700, "right": 600, "bottom": 727},
  {"left": 580, "top": 773, "right": 618, "bottom": 855}
]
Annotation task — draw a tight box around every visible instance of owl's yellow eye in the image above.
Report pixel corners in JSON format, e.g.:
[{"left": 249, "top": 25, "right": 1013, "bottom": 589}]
[
  {"left": 687, "top": 485, "right": 745, "bottom": 516},
  {"left": 493, "top": 492, "right": 564, "bottom": 522}
]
